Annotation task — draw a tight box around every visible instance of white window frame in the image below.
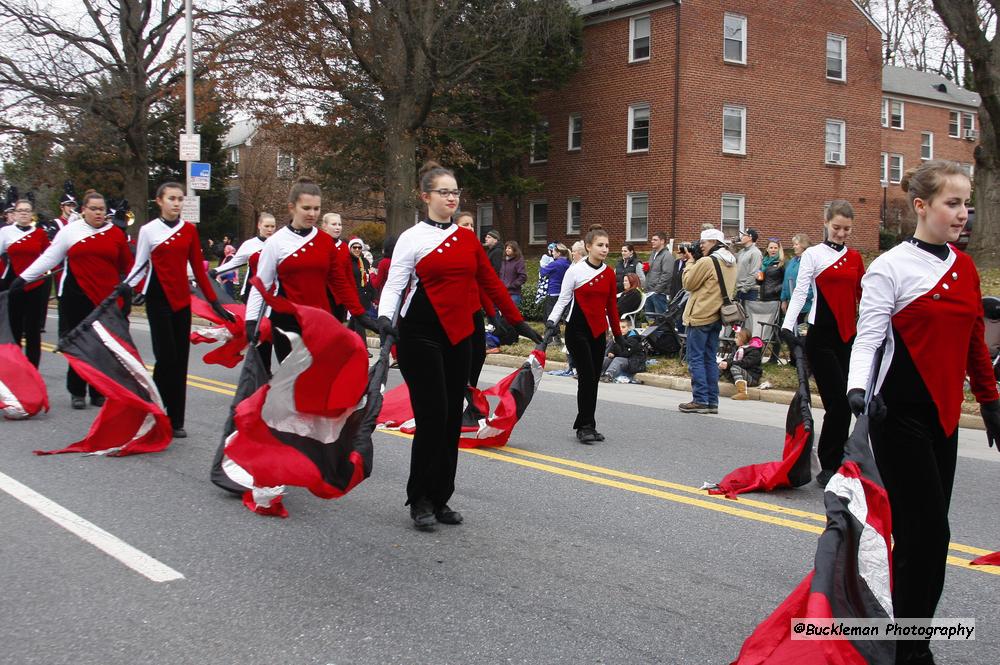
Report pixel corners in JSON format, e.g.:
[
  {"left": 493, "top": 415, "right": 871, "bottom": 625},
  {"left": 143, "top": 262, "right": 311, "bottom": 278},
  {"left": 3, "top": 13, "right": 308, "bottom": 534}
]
[
  {"left": 960, "top": 162, "right": 975, "bottom": 179},
  {"left": 963, "top": 112, "right": 976, "bottom": 137},
  {"left": 566, "top": 197, "right": 581, "bottom": 235},
  {"left": 723, "top": 13, "right": 747, "bottom": 64},
  {"left": 888, "top": 154, "right": 903, "bottom": 184},
  {"left": 529, "top": 120, "right": 549, "bottom": 164},
  {"left": 628, "top": 104, "right": 650, "bottom": 153},
  {"left": 880, "top": 152, "right": 888, "bottom": 185},
  {"left": 888, "top": 99, "right": 904, "bottom": 130},
  {"left": 722, "top": 105, "right": 746, "bottom": 155},
  {"left": 529, "top": 199, "right": 548, "bottom": 245},
  {"left": 629, "top": 15, "right": 651, "bottom": 63},
  {"left": 476, "top": 202, "right": 493, "bottom": 239},
  {"left": 276, "top": 152, "right": 296, "bottom": 178},
  {"left": 568, "top": 114, "right": 582, "bottom": 151},
  {"left": 626, "top": 193, "right": 649, "bottom": 242},
  {"left": 825, "top": 119, "right": 846, "bottom": 165},
  {"left": 921, "top": 132, "right": 934, "bottom": 160},
  {"left": 721, "top": 194, "right": 745, "bottom": 237},
  {"left": 826, "top": 34, "right": 846, "bottom": 81},
  {"left": 949, "top": 111, "right": 961, "bottom": 138},
  {"left": 229, "top": 147, "right": 240, "bottom": 165}
]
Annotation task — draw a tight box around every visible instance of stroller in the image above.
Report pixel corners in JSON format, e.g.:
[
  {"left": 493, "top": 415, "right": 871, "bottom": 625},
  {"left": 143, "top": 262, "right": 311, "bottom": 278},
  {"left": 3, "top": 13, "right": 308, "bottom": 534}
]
[
  {"left": 641, "top": 290, "right": 687, "bottom": 358},
  {"left": 985, "top": 296, "right": 1000, "bottom": 383}
]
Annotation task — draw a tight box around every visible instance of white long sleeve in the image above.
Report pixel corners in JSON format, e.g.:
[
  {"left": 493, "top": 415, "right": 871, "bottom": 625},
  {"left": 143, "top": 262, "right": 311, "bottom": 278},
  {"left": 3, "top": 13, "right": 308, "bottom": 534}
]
[
  {"left": 847, "top": 260, "right": 896, "bottom": 393},
  {"left": 19, "top": 229, "right": 71, "bottom": 284},
  {"left": 244, "top": 238, "right": 280, "bottom": 322},
  {"left": 215, "top": 237, "right": 261, "bottom": 274},
  {"left": 125, "top": 225, "right": 152, "bottom": 287},
  {"left": 376, "top": 230, "right": 418, "bottom": 321},
  {"left": 547, "top": 262, "right": 580, "bottom": 324},
  {"left": 781, "top": 248, "right": 817, "bottom": 331}
]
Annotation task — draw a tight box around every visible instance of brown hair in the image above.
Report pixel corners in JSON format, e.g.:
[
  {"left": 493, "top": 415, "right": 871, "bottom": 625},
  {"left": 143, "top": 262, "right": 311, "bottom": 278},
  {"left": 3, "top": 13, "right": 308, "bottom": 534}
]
[
  {"left": 900, "top": 160, "right": 968, "bottom": 209},
  {"left": 554, "top": 243, "right": 570, "bottom": 259},
  {"left": 825, "top": 199, "right": 854, "bottom": 222},
  {"left": 156, "top": 181, "right": 184, "bottom": 198},
  {"left": 623, "top": 273, "right": 640, "bottom": 290},
  {"left": 455, "top": 210, "right": 475, "bottom": 223},
  {"left": 418, "top": 160, "right": 455, "bottom": 192},
  {"left": 14, "top": 198, "right": 33, "bottom": 211},
  {"left": 585, "top": 223, "right": 608, "bottom": 246},
  {"left": 735, "top": 328, "right": 752, "bottom": 346},
  {"left": 289, "top": 177, "right": 321, "bottom": 204},
  {"left": 504, "top": 240, "right": 522, "bottom": 260},
  {"left": 81, "top": 190, "right": 105, "bottom": 206},
  {"left": 791, "top": 232, "right": 811, "bottom": 248}
]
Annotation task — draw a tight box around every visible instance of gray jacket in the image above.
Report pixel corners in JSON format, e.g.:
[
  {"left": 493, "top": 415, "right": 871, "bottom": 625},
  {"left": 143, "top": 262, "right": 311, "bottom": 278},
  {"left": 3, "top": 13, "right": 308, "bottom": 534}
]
[
  {"left": 644, "top": 247, "right": 673, "bottom": 294},
  {"left": 735, "top": 244, "right": 762, "bottom": 294}
]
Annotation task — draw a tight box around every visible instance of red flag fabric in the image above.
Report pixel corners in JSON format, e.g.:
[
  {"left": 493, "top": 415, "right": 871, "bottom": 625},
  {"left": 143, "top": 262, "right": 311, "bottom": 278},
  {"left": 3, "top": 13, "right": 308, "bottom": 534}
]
[
  {"left": 970, "top": 551, "right": 1000, "bottom": 566},
  {"left": 377, "top": 349, "right": 546, "bottom": 448},
  {"left": 189, "top": 283, "right": 271, "bottom": 368},
  {"left": 730, "top": 415, "right": 894, "bottom": 664},
  {"left": 34, "top": 291, "right": 172, "bottom": 456},
  {"left": 211, "top": 279, "right": 381, "bottom": 516},
  {"left": 0, "top": 291, "right": 49, "bottom": 419}
]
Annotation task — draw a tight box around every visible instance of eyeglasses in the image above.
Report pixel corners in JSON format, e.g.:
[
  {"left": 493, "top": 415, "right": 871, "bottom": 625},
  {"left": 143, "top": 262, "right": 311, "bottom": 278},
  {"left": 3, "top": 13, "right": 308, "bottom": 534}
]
[
  {"left": 429, "top": 189, "right": 462, "bottom": 198},
  {"left": 14, "top": 208, "right": 32, "bottom": 213},
  {"left": 84, "top": 206, "right": 106, "bottom": 212}
]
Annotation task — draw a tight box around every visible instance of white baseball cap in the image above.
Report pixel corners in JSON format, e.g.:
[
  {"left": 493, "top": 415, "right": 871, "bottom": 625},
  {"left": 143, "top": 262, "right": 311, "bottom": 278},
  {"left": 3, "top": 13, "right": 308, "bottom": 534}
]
[{"left": 700, "top": 228, "right": 726, "bottom": 243}]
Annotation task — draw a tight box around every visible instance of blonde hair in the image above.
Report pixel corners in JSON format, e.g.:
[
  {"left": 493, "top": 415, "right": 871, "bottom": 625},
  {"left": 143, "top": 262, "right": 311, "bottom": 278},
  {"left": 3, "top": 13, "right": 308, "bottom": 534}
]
[
  {"left": 571, "top": 240, "right": 585, "bottom": 261},
  {"left": 791, "top": 233, "right": 811, "bottom": 248},
  {"left": 825, "top": 199, "right": 854, "bottom": 222},
  {"left": 901, "top": 160, "right": 968, "bottom": 210},
  {"left": 322, "top": 212, "right": 341, "bottom": 225}
]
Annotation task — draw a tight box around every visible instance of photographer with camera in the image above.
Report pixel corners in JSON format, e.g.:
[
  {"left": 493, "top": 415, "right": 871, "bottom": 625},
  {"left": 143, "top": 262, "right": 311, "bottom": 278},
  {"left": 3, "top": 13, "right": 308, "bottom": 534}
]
[{"left": 643, "top": 232, "right": 673, "bottom": 316}]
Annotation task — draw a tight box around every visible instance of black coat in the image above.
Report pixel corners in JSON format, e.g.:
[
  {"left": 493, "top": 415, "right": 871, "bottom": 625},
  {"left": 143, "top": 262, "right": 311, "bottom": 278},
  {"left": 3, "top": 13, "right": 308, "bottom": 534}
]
[
  {"left": 758, "top": 261, "right": 784, "bottom": 301},
  {"left": 615, "top": 257, "right": 640, "bottom": 291},
  {"left": 667, "top": 258, "right": 686, "bottom": 300},
  {"left": 486, "top": 244, "right": 503, "bottom": 275},
  {"left": 724, "top": 345, "right": 763, "bottom": 385}
]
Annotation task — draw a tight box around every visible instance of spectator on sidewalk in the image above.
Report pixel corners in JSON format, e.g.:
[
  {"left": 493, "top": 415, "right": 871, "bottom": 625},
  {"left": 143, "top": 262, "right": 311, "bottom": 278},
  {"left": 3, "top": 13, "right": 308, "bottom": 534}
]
[
  {"left": 679, "top": 228, "right": 737, "bottom": 414},
  {"left": 719, "top": 328, "right": 763, "bottom": 400},
  {"left": 601, "top": 323, "right": 646, "bottom": 384},
  {"left": 499, "top": 240, "right": 527, "bottom": 306},
  {"left": 780, "top": 233, "right": 813, "bottom": 323},
  {"left": 734, "top": 227, "right": 762, "bottom": 305},
  {"left": 615, "top": 244, "right": 645, "bottom": 291},
  {"left": 484, "top": 230, "right": 502, "bottom": 275},
  {"left": 540, "top": 243, "right": 571, "bottom": 342},
  {"left": 668, "top": 243, "right": 689, "bottom": 302},
  {"left": 643, "top": 232, "right": 673, "bottom": 316}
]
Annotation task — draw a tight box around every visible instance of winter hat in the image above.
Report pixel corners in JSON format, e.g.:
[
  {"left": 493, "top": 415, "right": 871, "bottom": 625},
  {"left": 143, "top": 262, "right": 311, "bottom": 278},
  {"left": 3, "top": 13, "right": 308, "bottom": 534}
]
[
  {"left": 486, "top": 229, "right": 501, "bottom": 241},
  {"left": 348, "top": 237, "right": 364, "bottom": 249},
  {"left": 700, "top": 228, "right": 726, "bottom": 243}
]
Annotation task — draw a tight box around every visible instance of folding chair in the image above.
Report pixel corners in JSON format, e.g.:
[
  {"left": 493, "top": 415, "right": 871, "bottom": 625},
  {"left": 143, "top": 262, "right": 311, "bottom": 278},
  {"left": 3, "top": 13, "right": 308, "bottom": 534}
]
[
  {"left": 617, "top": 289, "right": 646, "bottom": 329},
  {"left": 742, "top": 300, "right": 784, "bottom": 363}
]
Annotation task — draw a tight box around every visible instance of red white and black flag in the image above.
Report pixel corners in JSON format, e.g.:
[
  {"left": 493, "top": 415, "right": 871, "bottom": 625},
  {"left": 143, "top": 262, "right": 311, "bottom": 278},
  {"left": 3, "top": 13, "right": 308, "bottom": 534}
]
[
  {"left": 210, "top": 280, "right": 379, "bottom": 517},
  {"left": 35, "top": 289, "right": 172, "bottom": 456},
  {"left": 0, "top": 290, "right": 49, "bottom": 419},
  {"left": 730, "top": 414, "right": 895, "bottom": 664},
  {"left": 705, "top": 342, "right": 815, "bottom": 497},
  {"left": 189, "top": 280, "right": 271, "bottom": 368}
]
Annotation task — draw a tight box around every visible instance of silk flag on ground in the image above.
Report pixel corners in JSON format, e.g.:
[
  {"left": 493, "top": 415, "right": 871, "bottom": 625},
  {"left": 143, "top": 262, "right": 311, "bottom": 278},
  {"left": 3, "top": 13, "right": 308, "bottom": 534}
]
[
  {"left": 35, "top": 288, "right": 172, "bottom": 456},
  {"left": 970, "top": 551, "right": 1000, "bottom": 566},
  {"left": 189, "top": 280, "right": 271, "bottom": 368},
  {"left": 730, "top": 414, "right": 894, "bottom": 664},
  {"left": 210, "top": 280, "right": 382, "bottom": 517},
  {"left": 377, "top": 347, "right": 546, "bottom": 449},
  {"left": 705, "top": 342, "right": 815, "bottom": 497},
  {"left": 0, "top": 290, "right": 49, "bottom": 419}
]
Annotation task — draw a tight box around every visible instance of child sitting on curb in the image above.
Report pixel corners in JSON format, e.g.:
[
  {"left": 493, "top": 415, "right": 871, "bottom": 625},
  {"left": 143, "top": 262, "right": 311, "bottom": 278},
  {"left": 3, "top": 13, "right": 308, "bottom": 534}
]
[
  {"left": 600, "top": 323, "right": 646, "bottom": 384},
  {"left": 718, "top": 328, "right": 763, "bottom": 400}
]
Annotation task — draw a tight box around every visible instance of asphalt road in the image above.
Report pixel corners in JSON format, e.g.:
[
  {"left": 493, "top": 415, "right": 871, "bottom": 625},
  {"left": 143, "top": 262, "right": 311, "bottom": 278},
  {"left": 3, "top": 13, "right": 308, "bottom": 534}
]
[{"left": 1, "top": 312, "right": 997, "bottom": 665}]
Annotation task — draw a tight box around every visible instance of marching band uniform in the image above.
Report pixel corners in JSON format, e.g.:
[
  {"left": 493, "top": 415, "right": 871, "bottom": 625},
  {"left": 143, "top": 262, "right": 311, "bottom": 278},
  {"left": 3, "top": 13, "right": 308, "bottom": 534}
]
[
  {"left": 781, "top": 240, "right": 864, "bottom": 478},
  {"left": 126, "top": 217, "right": 220, "bottom": 433},
  {"left": 378, "top": 218, "right": 528, "bottom": 520},
  {"left": 20, "top": 217, "right": 133, "bottom": 404},
  {"left": 245, "top": 224, "right": 366, "bottom": 363},
  {"left": 848, "top": 238, "right": 998, "bottom": 664},
  {"left": 214, "top": 234, "right": 266, "bottom": 302},
  {"left": 0, "top": 222, "right": 50, "bottom": 367},
  {"left": 547, "top": 258, "right": 622, "bottom": 441}
]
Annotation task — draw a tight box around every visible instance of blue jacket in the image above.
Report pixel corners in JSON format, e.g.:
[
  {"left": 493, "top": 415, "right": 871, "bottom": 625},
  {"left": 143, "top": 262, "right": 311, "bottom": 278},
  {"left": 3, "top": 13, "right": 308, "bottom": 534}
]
[
  {"left": 540, "top": 257, "right": 571, "bottom": 296},
  {"left": 780, "top": 255, "right": 812, "bottom": 313}
]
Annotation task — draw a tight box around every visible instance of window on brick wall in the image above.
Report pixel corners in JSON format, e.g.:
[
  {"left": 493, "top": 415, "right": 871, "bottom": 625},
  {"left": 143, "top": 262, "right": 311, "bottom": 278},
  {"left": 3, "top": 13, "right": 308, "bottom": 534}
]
[
  {"left": 880, "top": 152, "right": 888, "bottom": 184},
  {"left": 568, "top": 114, "right": 582, "bottom": 151},
  {"left": 723, "top": 13, "right": 746, "bottom": 64},
  {"left": 628, "top": 104, "right": 650, "bottom": 153},
  {"left": 921, "top": 132, "right": 933, "bottom": 160},
  {"left": 723, "top": 105, "right": 746, "bottom": 154},
  {"left": 567, "top": 198, "right": 581, "bottom": 235},
  {"left": 229, "top": 147, "right": 240, "bottom": 165},
  {"left": 826, "top": 34, "right": 846, "bottom": 81},
  {"left": 477, "top": 203, "right": 493, "bottom": 239},
  {"left": 963, "top": 112, "right": 976, "bottom": 138},
  {"left": 881, "top": 98, "right": 888, "bottom": 128},
  {"left": 825, "top": 120, "right": 845, "bottom": 165},
  {"left": 887, "top": 99, "right": 904, "bottom": 129},
  {"left": 530, "top": 200, "right": 548, "bottom": 245},
  {"left": 949, "top": 111, "right": 961, "bottom": 137},
  {"left": 630, "top": 15, "right": 650, "bottom": 62},
  {"left": 889, "top": 154, "right": 903, "bottom": 184},
  {"left": 721, "top": 194, "right": 745, "bottom": 237},
  {"left": 276, "top": 152, "right": 296, "bottom": 179},
  {"left": 627, "top": 193, "right": 648, "bottom": 242},
  {"left": 530, "top": 120, "right": 549, "bottom": 163}
]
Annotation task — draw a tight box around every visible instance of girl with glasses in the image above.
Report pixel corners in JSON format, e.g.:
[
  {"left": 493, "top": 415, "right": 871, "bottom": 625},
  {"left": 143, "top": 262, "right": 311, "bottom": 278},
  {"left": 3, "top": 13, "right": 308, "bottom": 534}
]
[{"left": 0, "top": 198, "right": 50, "bottom": 367}]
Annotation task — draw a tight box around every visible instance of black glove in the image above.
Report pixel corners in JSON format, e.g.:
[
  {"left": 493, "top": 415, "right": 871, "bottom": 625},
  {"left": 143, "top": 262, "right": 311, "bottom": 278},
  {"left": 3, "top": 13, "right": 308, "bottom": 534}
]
[
  {"left": 982, "top": 400, "right": 1000, "bottom": 451},
  {"left": 489, "top": 315, "right": 518, "bottom": 346},
  {"left": 210, "top": 300, "right": 236, "bottom": 323},
  {"left": 848, "top": 388, "right": 887, "bottom": 422},
  {"left": 244, "top": 320, "right": 258, "bottom": 343},
  {"left": 374, "top": 315, "right": 399, "bottom": 341},
  {"left": 208, "top": 268, "right": 219, "bottom": 279},
  {"left": 132, "top": 293, "right": 146, "bottom": 307},
  {"left": 7, "top": 277, "right": 25, "bottom": 294},
  {"left": 114, "top": 282, "right": 132, "bottom": 298},
  {"left": 779, "top": 327, "right": 800, "bottom": 348},
  {"left": 847, "top": 388, "right": 866, "bottom": 417},
  {"left": 354, "top": 313, "right": 379, "bottom": 334},
  {"left": 514, "top": 320, "right": 542, "bottom": 344}
]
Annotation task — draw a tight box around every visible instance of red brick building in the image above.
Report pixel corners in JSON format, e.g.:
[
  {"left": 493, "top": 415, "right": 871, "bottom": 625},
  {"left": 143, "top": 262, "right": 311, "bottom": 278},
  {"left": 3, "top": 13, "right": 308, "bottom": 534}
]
[
  {"left": 477, "top": 0, "right": 885, "bottom": 252},
  {"left": 879, "top": 65, "right": 979, "bottom": 229}
]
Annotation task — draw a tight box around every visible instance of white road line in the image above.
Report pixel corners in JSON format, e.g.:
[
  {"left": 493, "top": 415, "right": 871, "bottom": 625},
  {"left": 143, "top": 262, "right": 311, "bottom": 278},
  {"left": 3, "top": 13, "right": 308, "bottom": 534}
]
[{"left": 0, "top": 471, "right": 184, "bottom": 583}]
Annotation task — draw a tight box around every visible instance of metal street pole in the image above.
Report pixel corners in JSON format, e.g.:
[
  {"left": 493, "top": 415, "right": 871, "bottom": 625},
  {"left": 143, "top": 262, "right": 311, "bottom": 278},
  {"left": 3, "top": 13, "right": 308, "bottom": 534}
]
[{"left": 185, "top": 0, "right": 194, "bottom": 197}]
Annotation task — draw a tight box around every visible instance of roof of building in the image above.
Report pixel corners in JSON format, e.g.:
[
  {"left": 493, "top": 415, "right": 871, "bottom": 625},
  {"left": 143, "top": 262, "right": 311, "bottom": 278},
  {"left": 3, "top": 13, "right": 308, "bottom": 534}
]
[
  {"left": 882, "top": 65, "right": 980, "bottom": 108},
  {"left": 222, "top": 119, "right": 257, "bottom": 149}
]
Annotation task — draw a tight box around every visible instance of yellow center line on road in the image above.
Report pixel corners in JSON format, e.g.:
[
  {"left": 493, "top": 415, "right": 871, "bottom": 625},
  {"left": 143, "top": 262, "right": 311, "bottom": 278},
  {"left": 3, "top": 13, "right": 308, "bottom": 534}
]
[{"left": 38, "top": 342, "right": 999, "bottom": 570}]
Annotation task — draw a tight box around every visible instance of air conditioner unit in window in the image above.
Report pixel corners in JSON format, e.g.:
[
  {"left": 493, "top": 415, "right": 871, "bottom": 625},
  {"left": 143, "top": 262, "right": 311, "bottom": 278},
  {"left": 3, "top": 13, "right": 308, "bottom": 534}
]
[
  {"left": 826, "top": 152, "right": 842, "bottom": 164},
  {"left": 964, "top": 129, "right": 979, "bottom": 141}
]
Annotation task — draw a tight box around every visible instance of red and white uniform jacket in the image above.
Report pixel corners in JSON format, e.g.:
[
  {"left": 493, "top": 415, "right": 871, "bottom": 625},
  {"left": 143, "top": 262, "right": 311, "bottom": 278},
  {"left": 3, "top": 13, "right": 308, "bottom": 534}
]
[
  {"left": 215, "top": 235, "right": 266, "bottom": 299},
  {"left": 328, "top": 237, "right": 358, "bottom": 308},
  {"left": 0, "top": 224, "right": 50, "bottom": 292},
  {"left": 547, "top": 260, "right": 622, "bottom": 338},
  {"left": 848, "top": 241, "right": 998, "bottom": 436},
  {"left": 782, "top": 241, "right": 864, "bottom": 342},
  {"left": 378, "top": 220, "right": 522, "bottom": 345},
  {"left": 246, "top": 226, "right": 364, "bottom": 322},
  {"left": 126, "top": 218, "right": 217, "bottom": 311},
  {"left": 20, "top": 219, "right": 133, "bottom": 306}
]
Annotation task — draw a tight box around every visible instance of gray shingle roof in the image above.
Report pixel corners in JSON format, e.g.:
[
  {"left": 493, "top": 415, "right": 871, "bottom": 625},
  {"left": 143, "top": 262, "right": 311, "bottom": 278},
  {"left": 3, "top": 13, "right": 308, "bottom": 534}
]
[
  {"left": 222, "top": 119, "right": 257, "bottom": 149},
  {"left": 569, "top": 0, "right": 669, "bottom": 17},
  {"left": 882, "top": 66, "right": 980, "bottom": 108}
]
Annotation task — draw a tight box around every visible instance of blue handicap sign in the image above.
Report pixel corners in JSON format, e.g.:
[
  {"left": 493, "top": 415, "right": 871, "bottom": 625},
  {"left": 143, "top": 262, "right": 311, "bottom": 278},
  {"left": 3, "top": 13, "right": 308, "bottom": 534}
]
[{"left": 190, "top": 162, "right": 211, "bottom": 178}]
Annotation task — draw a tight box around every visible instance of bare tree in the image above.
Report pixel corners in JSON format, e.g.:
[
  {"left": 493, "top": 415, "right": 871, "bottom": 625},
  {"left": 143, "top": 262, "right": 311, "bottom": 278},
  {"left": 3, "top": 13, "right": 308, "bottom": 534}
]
[{"left": 0, "top": 1, "right": 236, "bottom": 224}]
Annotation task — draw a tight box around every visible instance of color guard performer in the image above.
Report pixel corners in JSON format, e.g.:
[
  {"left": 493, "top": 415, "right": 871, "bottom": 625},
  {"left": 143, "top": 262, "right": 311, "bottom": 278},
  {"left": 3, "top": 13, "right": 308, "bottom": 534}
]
[{"left": 0, "top": 197, "right": 50, "bottom": 367}]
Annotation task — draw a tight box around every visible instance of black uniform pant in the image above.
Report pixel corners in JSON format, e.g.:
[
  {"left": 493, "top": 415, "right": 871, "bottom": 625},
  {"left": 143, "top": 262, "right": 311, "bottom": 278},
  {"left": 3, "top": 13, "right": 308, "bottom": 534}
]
[
  {"left": 397, "top": 318, "right": 471, "bottom": 508},
  {"left": 146, "top": 292, "right": 191, "bottom": 430},
  {"left": 871, "top": 407, "right": 956, "bottom": 663},
  {"left": 469, "top": 309, "right": 486, "bottom": 388},
  {"left": 565, "top": 321, "right": 605, "bottom": 430},
  {"left": 806, "top": 330, "right": 852, "bottom": 471},
  {"left": 58, "top": 294, "right": 102, "bottom": 398},
  {"left": 9, "top": 284, "right": 46, "bottom": 368},
  {"left": 38, "top": 276, "right": 52, "bottom": 330}
]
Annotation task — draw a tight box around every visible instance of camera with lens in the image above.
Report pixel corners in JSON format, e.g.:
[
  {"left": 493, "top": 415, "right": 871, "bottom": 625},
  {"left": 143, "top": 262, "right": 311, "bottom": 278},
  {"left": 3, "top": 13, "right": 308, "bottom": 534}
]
[{"left": 688, "top": 241, "right": 704, "bottom": 261}]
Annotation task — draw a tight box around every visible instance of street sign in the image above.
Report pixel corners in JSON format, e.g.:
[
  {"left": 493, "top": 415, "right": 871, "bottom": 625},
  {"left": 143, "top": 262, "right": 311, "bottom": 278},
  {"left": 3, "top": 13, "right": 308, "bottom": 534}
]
[
  {"left": 181, "top": 195, "right": 200, "bottom": 224},
  {"left": 179, "top": 133, "right": 201, "bottom": 161},
  {"left": 189, "top": 162, "right": 211, "bottom": 190}
]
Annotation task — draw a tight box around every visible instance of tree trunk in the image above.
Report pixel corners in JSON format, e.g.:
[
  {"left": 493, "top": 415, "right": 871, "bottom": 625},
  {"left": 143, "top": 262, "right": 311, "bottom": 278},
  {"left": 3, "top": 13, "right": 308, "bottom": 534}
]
[
  {"left": 122, "top": 157, "right": 150, "bottom": 235},
  {"left": 970, "top": 128, "right": 1000, "bottom": 267},
  {"left": 384, "top": 122, "right": 418, "bottom": 238}
]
